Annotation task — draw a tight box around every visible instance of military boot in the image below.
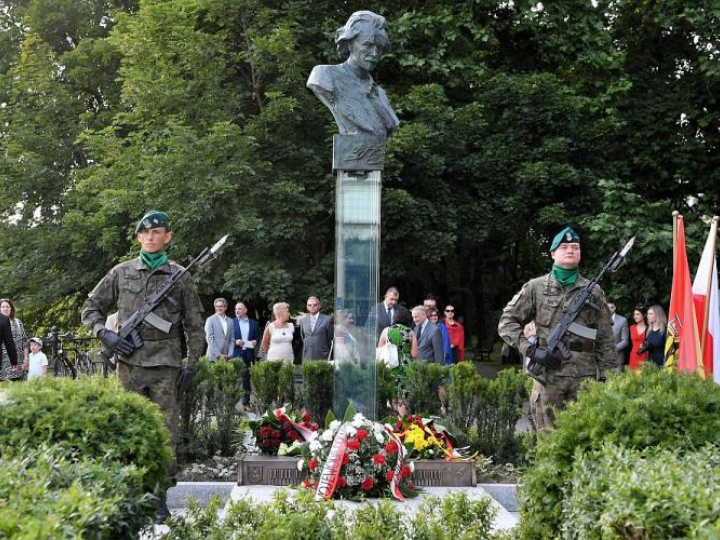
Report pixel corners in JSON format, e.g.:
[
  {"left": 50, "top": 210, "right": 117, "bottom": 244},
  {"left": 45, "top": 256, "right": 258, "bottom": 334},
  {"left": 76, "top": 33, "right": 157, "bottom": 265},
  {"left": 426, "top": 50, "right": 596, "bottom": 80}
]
[{"left": 155, "top": 494, "right": 171, "bottom": 524}]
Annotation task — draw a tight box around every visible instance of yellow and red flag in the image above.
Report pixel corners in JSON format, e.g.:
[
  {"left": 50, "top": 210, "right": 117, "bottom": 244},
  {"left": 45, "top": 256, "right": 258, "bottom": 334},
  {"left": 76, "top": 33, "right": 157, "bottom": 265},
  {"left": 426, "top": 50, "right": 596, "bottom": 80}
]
[
  {"left": 692, "top": 219, "right": 720, "bottom": 383},
  {"left": 664, "top": 215, "right": 703, "bottom": 375}
]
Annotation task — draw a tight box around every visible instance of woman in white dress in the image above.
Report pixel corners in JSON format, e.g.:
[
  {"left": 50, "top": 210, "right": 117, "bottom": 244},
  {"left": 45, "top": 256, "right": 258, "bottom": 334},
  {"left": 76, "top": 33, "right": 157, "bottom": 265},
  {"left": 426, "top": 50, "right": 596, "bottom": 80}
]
[{"left": 261, "top": 302, "right": 295, "bottom": 363}]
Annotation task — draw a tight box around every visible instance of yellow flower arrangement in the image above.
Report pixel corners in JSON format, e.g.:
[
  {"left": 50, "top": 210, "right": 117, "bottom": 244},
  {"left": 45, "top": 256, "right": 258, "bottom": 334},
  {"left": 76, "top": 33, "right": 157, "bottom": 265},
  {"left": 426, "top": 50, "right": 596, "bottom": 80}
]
[{"left": 403, "top": 424, "right": 432, "bottom": 451}]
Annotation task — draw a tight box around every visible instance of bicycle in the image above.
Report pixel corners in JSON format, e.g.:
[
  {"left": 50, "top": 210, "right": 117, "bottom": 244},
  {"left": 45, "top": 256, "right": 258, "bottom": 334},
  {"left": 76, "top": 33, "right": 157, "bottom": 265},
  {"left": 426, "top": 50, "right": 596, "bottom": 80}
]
[
  {"left": 46, "top": 328, "right": 105, "bottom": 378},
  {"left": 46, "top": 328, "right": 77, "bottom": 379}
]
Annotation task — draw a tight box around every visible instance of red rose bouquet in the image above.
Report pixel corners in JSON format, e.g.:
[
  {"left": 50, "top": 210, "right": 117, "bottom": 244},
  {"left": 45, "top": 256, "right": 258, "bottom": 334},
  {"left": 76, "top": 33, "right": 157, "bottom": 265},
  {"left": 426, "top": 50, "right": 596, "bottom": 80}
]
[
  {"left": 299, "top": 412, "right": 418, "bottom": 501},
  {"left": 248, "top": 407, "right": 318, "bottom": 456}
]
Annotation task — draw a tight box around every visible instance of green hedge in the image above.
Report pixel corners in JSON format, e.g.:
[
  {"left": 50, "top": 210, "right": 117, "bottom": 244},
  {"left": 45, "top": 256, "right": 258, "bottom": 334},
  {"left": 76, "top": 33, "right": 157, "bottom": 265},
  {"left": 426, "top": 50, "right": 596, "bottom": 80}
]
[
  {"left": 300, "top": 360, "right": 334, "bottom": 422},
  {"left": 167, "top": 490, "right": 497, "bottom": 539},
  {"left": 0, "top": 445, "right": 155, "bottom": 539},
  {"left": 250, "top": 360, "right": 284, "bottom": 413},
  {"left": 0, "top": 376, "right": 173, "bottom": 492},
  {"left": 562, "top": 444, "right": 720, "bottom": 538},
  {"left": 178, "top": 358, "right": 244, "bottom": 461},
  {"left": 519, "top": 367, "right": 720, "bottom": 539},
  {"left": 405, "top": 361, "right": 447, "bottom": 416}
]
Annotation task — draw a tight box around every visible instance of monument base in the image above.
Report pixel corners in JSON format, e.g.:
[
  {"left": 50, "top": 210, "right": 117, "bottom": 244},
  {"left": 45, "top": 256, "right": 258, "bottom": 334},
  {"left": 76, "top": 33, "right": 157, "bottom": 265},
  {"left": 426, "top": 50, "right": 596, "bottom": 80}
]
[{"left": 238, "top": 455, "right": 476, "bottom": 487}]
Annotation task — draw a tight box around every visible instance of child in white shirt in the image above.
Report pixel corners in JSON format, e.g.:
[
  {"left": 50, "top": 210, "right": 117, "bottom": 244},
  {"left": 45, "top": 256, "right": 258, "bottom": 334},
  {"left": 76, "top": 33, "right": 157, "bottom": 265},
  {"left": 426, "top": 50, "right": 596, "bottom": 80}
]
[{"left": 26, "top": 337, "right": 48, "bottom": 380}]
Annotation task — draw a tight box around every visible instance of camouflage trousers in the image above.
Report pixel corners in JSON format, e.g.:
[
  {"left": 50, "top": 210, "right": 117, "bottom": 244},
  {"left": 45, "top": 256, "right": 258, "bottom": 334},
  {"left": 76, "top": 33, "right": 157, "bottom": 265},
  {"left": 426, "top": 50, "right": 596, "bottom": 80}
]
[
  {"left": 530, "top": 376, "right": 592, "bottom": 432},
  {"left": 117, "top": 362, "right": 181, "bottom": 479}
]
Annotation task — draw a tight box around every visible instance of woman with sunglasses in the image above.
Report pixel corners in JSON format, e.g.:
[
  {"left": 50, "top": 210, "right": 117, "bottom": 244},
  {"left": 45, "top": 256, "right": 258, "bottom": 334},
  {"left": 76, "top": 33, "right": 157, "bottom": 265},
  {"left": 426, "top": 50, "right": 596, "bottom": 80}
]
[{"left": 443, "top": 305, "right": 465, "bottom": 363}]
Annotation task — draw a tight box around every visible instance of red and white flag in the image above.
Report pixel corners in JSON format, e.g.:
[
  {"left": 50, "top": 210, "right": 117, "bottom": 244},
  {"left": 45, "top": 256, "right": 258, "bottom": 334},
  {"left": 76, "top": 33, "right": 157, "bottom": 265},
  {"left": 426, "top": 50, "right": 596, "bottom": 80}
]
[
  {"left": 665, "top": 215, "right": 703, "bottom": 374},
  {"left": 692, "top": 224, "right": 720, "bottom": 383}
]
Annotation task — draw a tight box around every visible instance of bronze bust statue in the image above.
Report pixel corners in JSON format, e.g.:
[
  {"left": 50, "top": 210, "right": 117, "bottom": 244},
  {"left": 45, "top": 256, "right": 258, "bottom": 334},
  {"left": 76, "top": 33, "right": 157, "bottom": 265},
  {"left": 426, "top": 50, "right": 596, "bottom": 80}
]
[{"left": 307, "top": 11, "right": 400, "bottom": 146}]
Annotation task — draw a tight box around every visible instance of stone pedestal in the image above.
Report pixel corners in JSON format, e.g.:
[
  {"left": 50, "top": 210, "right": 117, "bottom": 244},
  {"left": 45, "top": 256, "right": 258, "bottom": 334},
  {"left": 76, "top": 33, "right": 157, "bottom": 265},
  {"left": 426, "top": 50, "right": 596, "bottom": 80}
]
[{"left": 238, "top": 455, "right": 476, "bottom": 487}]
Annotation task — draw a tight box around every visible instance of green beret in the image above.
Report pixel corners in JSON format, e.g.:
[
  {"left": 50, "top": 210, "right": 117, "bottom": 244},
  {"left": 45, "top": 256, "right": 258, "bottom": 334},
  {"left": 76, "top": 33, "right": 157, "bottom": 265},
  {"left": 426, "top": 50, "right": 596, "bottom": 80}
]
[
  {"left": 550, "top": 227, "right": 580, "bottom": 251},
  {"left": 135, "top": 210, "right": 170, "bottom": 234}
]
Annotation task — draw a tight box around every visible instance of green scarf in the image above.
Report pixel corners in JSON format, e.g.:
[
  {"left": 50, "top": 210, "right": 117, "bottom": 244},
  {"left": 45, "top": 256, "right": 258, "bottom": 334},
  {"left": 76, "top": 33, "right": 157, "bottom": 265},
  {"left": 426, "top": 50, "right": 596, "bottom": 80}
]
[
  {"left": 140, "top": 250, "right": 168, "bottom": 272},
  {"left": 551, "top": 264, "right": 579, "bottom": 288}
]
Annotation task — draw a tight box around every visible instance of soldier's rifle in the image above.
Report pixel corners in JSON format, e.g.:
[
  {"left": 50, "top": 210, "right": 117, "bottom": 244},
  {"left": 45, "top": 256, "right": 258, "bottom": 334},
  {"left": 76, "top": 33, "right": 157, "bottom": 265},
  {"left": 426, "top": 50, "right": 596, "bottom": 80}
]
[
  {"left": 102, "top": 234, "right": 229, "bottom": 366},
  {"left": 527, "top": 236, "right": 635, "bottom": 384}
]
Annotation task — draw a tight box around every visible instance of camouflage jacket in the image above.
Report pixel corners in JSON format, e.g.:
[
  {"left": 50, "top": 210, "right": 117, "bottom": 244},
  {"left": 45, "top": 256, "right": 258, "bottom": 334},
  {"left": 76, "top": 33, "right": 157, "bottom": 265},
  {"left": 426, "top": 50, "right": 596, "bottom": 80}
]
[
  {"left": 497, "top": 272, "right": 617, "bottom": 378},
  {"left": 81, "top": 257, "right": 205, "bottom": 368}
]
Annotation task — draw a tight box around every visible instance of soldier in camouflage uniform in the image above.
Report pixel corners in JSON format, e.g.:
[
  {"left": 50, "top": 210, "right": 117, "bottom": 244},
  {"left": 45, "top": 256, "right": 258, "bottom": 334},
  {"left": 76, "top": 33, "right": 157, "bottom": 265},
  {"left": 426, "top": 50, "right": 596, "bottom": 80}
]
[
  {"left": 81, "top": 210, "right": 205, "bottom": 521},
  {"left": 498, "top": 227, "right": 617, "bottom": 431}
]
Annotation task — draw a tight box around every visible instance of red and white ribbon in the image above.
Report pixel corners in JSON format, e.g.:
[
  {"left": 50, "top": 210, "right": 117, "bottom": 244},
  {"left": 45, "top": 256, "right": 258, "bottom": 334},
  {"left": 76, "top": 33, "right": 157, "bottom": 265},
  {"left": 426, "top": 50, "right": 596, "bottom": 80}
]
[{"left": 315, "top": 424, "right": 349, "bottom": 501}]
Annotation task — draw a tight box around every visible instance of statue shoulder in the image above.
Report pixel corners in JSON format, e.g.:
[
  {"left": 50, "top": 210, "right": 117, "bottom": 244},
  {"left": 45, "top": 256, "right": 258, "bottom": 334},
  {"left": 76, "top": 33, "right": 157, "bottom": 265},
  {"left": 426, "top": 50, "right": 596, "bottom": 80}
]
[{"left": 307, "top": 64, "right": 339, "bottom": 94}]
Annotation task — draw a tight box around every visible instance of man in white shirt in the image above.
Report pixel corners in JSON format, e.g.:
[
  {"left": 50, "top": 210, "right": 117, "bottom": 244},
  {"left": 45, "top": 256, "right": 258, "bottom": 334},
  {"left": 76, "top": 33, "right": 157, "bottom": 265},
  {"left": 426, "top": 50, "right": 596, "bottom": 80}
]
[
  {"left": 205, "top": 298, "right": 234, "bottom": 362},
  {"left": 26, "top": 337, "right": 48, "bottom": 380}
]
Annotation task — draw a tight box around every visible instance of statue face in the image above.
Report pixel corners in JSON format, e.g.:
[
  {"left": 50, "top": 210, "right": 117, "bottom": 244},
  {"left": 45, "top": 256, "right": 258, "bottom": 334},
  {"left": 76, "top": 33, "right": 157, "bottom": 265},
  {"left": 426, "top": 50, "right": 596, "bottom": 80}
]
[{"left": 348, "top": 30, "right": 388, "bottom": 71}]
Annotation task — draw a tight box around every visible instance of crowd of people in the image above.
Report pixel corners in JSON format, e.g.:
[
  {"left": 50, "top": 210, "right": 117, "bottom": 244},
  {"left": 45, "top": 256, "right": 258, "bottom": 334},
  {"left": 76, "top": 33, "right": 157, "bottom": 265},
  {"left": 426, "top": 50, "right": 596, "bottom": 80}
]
[
  {"left": 610, "top": 301, "right": 669, "bottom": 371},
  {"left": 201, "top": 288, "right": 468, "bottom": 409}
]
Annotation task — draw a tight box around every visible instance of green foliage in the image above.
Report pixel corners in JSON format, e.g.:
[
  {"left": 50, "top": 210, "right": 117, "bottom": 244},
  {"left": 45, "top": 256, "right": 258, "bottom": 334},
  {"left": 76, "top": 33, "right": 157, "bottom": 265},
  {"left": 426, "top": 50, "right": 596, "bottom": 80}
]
[
  {"left": 278, "top": 360, "right": 297, "bottom": 409},
  {"left": 474, "top": 368, "right": 527, "bottom": 463},
  {"left": 300, "top": 360, "right": 334, "bottom": 423},
  {"left": 0, "top": 444, "right": 155, "bottom": 539},
  {"left": 164, "top": 490, "right": 496, "bottom": 539},
  {"left": 178, "top": 358, "right": 244, "bottom": 461},
  {"left": 0, "top": 376, "right": 172, "bottom": 492},
  {"left": 446, "top": 362, "right": 483, "bottom": 433},
  {"left": 562, "top": 444, "right": 720, "bottom": 539},
  {"left": 249, "top": 360, "right": 284, "bottom": 414},
  {"left": 519, "top": 368, "right": 720, "bottom": 539},
  {"left": 404, "top": 361, "right": 447, "bottom": 416},
  {"left": 376, "top": 362, "right": 396, "bottom": 419}
]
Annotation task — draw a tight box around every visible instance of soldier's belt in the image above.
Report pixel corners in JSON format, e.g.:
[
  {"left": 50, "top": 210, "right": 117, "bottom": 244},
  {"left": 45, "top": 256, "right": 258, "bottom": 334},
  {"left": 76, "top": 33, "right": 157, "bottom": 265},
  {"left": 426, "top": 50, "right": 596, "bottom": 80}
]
[{"left": 568, "top": 341, "right": 594, "bottom": 353}]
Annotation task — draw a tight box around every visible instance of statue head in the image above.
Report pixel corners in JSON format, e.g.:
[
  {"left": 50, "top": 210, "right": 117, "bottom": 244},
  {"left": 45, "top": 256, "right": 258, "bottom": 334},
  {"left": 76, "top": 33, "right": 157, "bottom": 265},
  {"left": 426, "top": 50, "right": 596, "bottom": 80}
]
[{"left": 335, "top": 11, "right": 390, "bottom": 72}]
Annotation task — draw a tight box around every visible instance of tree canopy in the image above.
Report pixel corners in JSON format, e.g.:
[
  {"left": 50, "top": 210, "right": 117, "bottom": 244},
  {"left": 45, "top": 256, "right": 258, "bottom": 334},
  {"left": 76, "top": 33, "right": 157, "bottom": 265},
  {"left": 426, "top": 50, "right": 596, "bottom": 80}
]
[{"left": 1, "top": 0, "right": 718, "bottom": 340}]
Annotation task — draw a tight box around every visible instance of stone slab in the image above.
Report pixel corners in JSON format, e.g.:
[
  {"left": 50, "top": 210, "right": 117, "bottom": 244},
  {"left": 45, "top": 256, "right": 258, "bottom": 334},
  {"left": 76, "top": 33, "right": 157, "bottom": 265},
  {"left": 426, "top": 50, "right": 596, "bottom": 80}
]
[
  {"left": 479, "top": 483, "right": 518, "bottom": 512},
  {"left": 167, "top": 482, "right": 236, "bottom": 510}
]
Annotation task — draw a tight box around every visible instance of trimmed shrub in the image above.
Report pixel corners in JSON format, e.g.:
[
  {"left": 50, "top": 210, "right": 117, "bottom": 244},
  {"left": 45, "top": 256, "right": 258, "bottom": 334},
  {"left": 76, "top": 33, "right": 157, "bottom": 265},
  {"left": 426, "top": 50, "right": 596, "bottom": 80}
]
[
  {"left": 446, "top": 362, "right": 483, "bottom": 433},
  {"left": 519, "top": 367, "right": 720, "bottom": 539},
  {"left": 0, "top": 445, "right": 155, "bottom": 539},
  {"left": 405, "top": 361, "right": 447, "bottom": 416},
  {"left": 250, "top": 360, "right": 284, "bottom": 413},
  {"left": 376, "top": 362, "right": 395, "bottom": 419},
  {"left": 300, "top": 359, "right": 334, "bottom": 422},
  {"left": 562, "top": 444, "right": 720, "bottom": 538},
  {"left": 0, "top": 376, "right": 172, "bottom": 492},
  {"left": 474, "top": 367, "right": 527, "bottom": 463},
  {"left": 178, "top": 358, "right": 244, "bottom": 461},
  {"left": 278, "top": 361, "right": 297, "bottom": 408},
  {"left": 166, "top": 490, "right": 497, "bottom": 539}
]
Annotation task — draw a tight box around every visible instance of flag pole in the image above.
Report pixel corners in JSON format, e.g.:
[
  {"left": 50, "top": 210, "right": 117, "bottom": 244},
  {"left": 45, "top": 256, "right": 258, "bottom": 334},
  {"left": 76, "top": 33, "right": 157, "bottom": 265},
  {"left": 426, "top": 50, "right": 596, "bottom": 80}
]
[
  {"left": 672, "top": 211, "right": 679, "bottom": 263},
  {"left": 699, "top": 216, "right": 720, "bottom": 365}
]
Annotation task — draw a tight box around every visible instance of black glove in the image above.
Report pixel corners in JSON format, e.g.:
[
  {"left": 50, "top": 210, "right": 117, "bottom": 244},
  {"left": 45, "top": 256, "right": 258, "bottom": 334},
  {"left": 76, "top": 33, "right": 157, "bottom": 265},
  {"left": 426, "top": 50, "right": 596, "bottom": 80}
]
[
  {"left": 176, "top": 366, "right": 197, "bottom": 397},
  {"left": 98, "top": 328, "right": 136, "bottom": 356},
  {"left": 528, "top": 345, "right": 561, "bottom": 370}
]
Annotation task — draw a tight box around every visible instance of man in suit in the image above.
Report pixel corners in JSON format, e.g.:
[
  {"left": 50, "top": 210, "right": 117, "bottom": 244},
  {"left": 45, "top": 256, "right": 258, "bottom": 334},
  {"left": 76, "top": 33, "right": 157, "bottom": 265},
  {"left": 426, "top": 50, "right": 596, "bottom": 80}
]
[
  {"left": 300, "top": 296, "right": 333, "bottom": 360},
  {"left": 232, "top": 302, "right": 260, "bottom": 407},
  {"left": 205, "top": 298, "right": 234, "bottom": 362},
  {"left": 370, "top": 286, "right": 411, "bottom": 338},
  {"left": 411, "top": 306, "right": 444, "bottom": 364},
  {"left": 608, "top": 300, "right": 630, "bottom": 371},
  {"left": 0, "top": 312, "right": 19, "bottom": 373}
]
